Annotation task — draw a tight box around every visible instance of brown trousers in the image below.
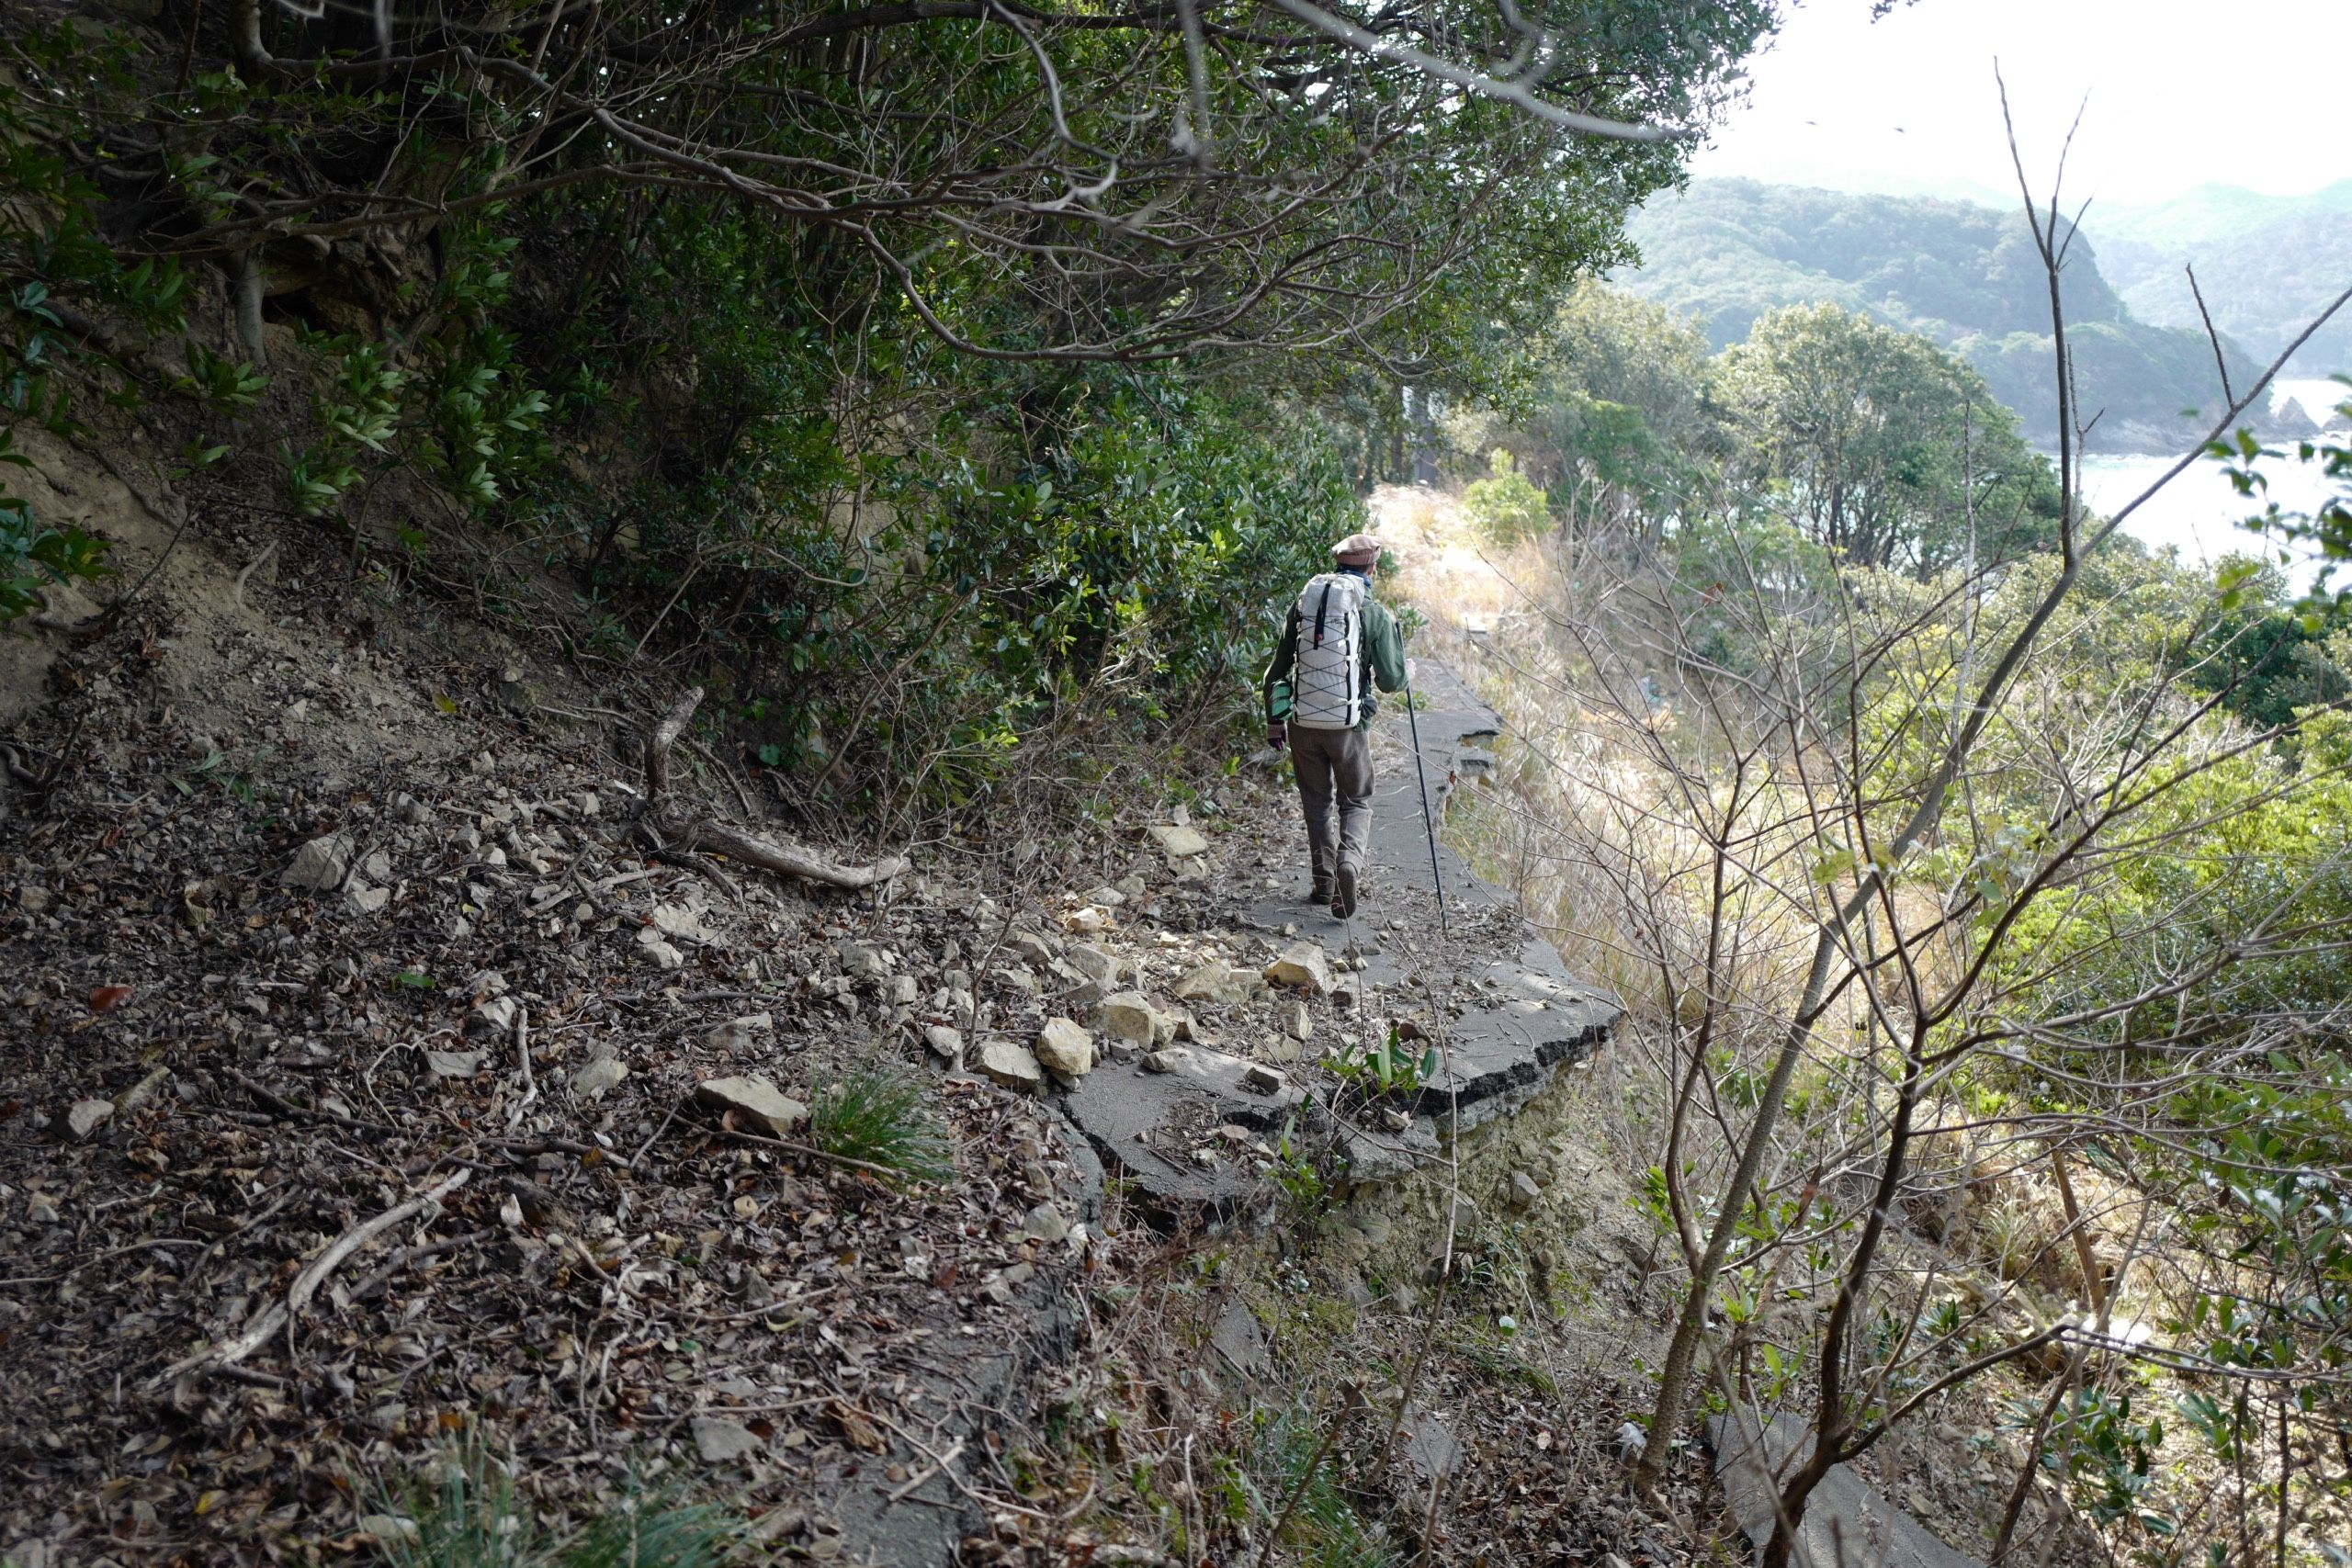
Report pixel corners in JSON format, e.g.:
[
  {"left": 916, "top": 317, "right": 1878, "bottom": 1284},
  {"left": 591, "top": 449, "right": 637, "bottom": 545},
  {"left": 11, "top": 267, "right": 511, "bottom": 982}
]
[{"left": 1290, "top": 723, "right": 1374, "bottom": 885}]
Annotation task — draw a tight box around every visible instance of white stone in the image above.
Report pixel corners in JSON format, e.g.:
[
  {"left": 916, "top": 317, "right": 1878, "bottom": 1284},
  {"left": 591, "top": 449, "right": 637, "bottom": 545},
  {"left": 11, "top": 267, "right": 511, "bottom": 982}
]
[
  {"left": 692, "top": 1416, "right": 763, "bottom": 1463},
  {"left": 650, "top": 903, "right": 707, "bottom": 943},
  {"left": 1096, "top": 991, "right": 1159, "bottom": 1047},
  {"left": 572, "top": 1057, "right": 628, "bottom": 1099},
  {"left": 695, "top": 1075, "right": 809, "bottom": 1134},
  {"left": 1035, "top": 1017, "right": 1094, "bottom": 1079},
  {"left": 468, "top": 995, "right": 520, "bottom": 1037},
  {"left": 1174, "top": 964, "right": 1260, "bottom": 1006},
  {"left": 923, "top": 1024, "right": 963, "bottom": 1059},
  {"left": 704, "top": 1013, "right": 773, "bottom": 1053},
  {"left": 1147, "top": 824, "right": 1209, "bottom": 859},
  {"left": 1241, "top": 1064, "right": 1285, "bottom": 1094},
  {"left": 67, "top": 1098, "right": 113, "bottom": 1139},
  {"left": 977, "top": 1040, "right": 1044, "bottom": 1092},
  {"left": 279, "top": 832, "right": 354, "bottom": 890},
  {"left": 1263, "top": 942, "right": 1332, "bottom": 997},
  {"left": 1069, "top": 945, "right": 1124, "bottom": 988},
  {"left": 1286, "top": 1000, "right": 1313, "bottom": 1041},
  {"left": 346, "top": 882, "right": 390, "bottom": 914},
  {"left": 1023, "top": 1201, "right": 1070, "bottom": 1244},
  {"left": 641, "top": 939, "right": 685, "bottom": 971},
  {"left": 424, "top": 1049, "right": 488, "bottom": 1079}
]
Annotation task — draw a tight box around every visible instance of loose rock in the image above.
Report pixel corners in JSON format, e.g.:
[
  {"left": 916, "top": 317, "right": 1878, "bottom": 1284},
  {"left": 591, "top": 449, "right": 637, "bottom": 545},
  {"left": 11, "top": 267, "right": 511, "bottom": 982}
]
[
  {"left": 67, "top": 1098, "right": 113, "bottom": 1139},
  {"left": 692, "top": 1416, "right": 763, "bottom": 1464},
  {"left": 978, "top": 1040, "right": 1045, "bottom": 1093},
  {"left": 1147, "top": 823, "right": 1209, "bottom": 859},
  {"left": 695, "top": 1075, "right": 810, "bottom": 1135},
  {"left": 1263, "top": 942, "right": 1332, "bottom": 997},
  {"left": 279, "top": 832, "right": 354, "bottom": 890},
  {"left": 1096, "top": 991, "right": 1159, "bottom": 1048},
  {"left": 922, "top": 1023, "right": 963, "bottom": 1060},
  {"left": 1035, "top": 1017, "right": 1095, "bottom": 1079},
  {"left": 571, "top": 1057, "right": 628, "bottom": 1099}
]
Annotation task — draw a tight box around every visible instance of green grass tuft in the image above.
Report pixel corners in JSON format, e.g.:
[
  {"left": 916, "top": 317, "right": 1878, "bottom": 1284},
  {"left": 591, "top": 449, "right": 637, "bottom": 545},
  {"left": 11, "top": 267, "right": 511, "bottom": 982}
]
[
  {"left": 371, "top": 1434, "right": 740, "bottom": 1568},
  {"left": 809, "top": 1059, "right": 955, "bottom": 1186}
]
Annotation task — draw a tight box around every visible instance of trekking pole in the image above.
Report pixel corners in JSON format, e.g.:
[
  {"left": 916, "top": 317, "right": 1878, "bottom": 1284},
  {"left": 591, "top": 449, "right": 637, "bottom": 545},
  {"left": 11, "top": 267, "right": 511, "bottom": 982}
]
[{"left": 1400, "top": 643, "right": 1450, "bottom": 940}]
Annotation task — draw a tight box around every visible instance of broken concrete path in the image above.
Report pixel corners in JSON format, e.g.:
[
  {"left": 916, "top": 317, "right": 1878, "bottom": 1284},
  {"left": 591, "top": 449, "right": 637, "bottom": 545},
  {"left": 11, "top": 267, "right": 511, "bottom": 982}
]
[
  {"left": 1706, "top": 1410, "right": 1979, "bottom": 1568},
  {"left": 1064, "top": 1043, "right": 1306, "bottom": 1216},
  {"left": 1066, "top": 657, "right": 1623, "bottom": 1216}
]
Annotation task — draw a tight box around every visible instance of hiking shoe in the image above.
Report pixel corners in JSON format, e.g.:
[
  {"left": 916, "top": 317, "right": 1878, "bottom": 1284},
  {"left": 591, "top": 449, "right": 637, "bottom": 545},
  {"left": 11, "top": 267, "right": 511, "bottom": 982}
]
[
  {"left": 1307, "top": 880, "right": 1333, "bottom": 905},
  {"left": 1331, "top": 863, "right": 1359, "bottom": 919}
]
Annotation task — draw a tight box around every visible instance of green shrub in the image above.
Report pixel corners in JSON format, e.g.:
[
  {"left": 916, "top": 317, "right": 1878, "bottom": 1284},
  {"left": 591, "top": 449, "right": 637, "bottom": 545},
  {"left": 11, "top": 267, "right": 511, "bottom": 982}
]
[
  {"left": 0, "top": 434, "right": 112, "bottom": 620},
  {"left": 1462, "top": 449, "right": 1550, "bottom": 545}
]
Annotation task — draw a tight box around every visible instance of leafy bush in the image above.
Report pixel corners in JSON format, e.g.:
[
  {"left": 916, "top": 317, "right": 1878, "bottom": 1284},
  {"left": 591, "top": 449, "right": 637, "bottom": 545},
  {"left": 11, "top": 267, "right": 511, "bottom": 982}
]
[
  {"left": 0, "top": 431, "right": 110, "bottom": 620},
  {"left": 1461, "top": 449, "right": 1550, "bottom": 545}
]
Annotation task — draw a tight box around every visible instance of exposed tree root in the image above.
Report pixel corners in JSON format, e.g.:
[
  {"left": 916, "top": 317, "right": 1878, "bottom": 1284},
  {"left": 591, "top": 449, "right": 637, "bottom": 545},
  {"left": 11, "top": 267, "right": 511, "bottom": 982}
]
[{"left": 639, "top": 687, "right": 909, "bottom": 890}]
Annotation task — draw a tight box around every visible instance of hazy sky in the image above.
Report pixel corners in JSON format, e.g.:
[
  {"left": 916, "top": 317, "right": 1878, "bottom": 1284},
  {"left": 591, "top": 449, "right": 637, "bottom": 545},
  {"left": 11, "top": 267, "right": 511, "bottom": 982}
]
[{"left": 1688, "top": 0, "right": 2352, "bottom": 207}]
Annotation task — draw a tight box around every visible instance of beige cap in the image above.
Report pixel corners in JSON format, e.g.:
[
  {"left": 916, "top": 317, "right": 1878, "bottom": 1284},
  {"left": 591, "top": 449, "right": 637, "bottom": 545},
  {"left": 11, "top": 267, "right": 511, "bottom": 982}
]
[{"left": 1330, "top": 532, "right": 1385, "bottom": 565}]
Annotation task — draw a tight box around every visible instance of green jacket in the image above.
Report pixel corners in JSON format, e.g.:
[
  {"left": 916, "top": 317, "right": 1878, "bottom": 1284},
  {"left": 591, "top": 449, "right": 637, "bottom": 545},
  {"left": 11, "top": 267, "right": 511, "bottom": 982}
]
[{"left": 1261, "top": 575, "right": 1407, "bottom": 729}]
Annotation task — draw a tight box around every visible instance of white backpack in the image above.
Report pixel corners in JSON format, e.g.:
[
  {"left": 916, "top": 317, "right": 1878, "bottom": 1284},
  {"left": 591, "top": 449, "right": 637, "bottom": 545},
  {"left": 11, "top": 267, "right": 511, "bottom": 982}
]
[{"left": 1290, "top": 571, "right": 1368, "bottom": 729}]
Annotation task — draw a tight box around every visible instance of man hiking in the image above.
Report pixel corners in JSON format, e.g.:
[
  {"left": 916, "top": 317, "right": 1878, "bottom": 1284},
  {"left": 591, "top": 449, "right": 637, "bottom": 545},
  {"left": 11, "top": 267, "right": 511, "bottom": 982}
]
[{"left": 1262, "top": 532, "right": 1408, "bottom": 919}]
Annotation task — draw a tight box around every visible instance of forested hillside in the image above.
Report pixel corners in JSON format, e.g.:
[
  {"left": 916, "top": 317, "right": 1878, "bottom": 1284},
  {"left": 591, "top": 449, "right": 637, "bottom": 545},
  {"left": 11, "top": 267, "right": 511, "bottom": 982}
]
[
  {"left": 1617, "top": 178, "right": 2316, "bottom": 452},
  {"left": 2086, "top": 181, "right": 2352, "bottom": 382}
]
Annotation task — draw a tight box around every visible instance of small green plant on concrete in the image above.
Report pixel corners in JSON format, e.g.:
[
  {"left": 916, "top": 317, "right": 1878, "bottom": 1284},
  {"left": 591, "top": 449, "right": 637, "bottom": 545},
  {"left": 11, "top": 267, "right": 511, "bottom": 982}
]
[
  {"left": 810, "top": 1060, "right": 953, "bottom": 1186},
  {"left": 1329, "top": 1025, "right": 1439, "bottom": 1104}
]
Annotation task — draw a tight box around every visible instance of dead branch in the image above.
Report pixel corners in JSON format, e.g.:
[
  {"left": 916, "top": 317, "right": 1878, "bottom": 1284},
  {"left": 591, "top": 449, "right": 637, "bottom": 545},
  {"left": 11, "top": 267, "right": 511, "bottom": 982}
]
[
  {"left": 641, "top": 687, "right": 910, "bottom": 889},
  {"left": 155, "top": 1168, "right": 470, "bottom": 1384}
]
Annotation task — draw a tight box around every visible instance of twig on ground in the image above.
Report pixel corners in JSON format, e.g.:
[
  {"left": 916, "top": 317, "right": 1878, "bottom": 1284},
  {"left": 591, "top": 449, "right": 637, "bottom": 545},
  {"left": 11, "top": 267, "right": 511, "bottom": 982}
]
[
  {"left": 232, "top": 541, "right": 278, "bottom": 612},
  {"left": 155, "top": 1168, "right": 470, "bottom": 1383},
  {"left": 887, "top": 1437, "right": 967, "bottom": 1504},
  {"left": 507, "top": 1003, "right": 537, "bottom": 1128}
]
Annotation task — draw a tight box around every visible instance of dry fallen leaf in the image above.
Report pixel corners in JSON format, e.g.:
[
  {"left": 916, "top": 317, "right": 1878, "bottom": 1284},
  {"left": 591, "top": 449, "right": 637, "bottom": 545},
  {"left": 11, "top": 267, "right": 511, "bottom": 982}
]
[
  {"left": 88, "top": 985, "right": 133, "bottom": 1012},
  {"left": 830, "top": 1400, "right": 886, "bottom": 1454}
]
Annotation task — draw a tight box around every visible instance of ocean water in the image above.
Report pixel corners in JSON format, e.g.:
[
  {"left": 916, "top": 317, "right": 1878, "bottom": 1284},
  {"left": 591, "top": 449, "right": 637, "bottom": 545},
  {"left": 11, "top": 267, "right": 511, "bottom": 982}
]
[
  {"left": 2064, "top": 378, "right": 2346, "bottom": 587},
  {"left": 2080, "top": 450, "right": 2340, "bottom": 586}
]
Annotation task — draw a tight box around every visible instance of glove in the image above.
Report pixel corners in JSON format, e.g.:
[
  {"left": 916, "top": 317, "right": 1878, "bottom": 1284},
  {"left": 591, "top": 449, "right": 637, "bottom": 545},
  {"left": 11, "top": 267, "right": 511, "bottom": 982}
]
[{"left": 1266, "top": 722, "right": 1288, "bottom": 750}]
